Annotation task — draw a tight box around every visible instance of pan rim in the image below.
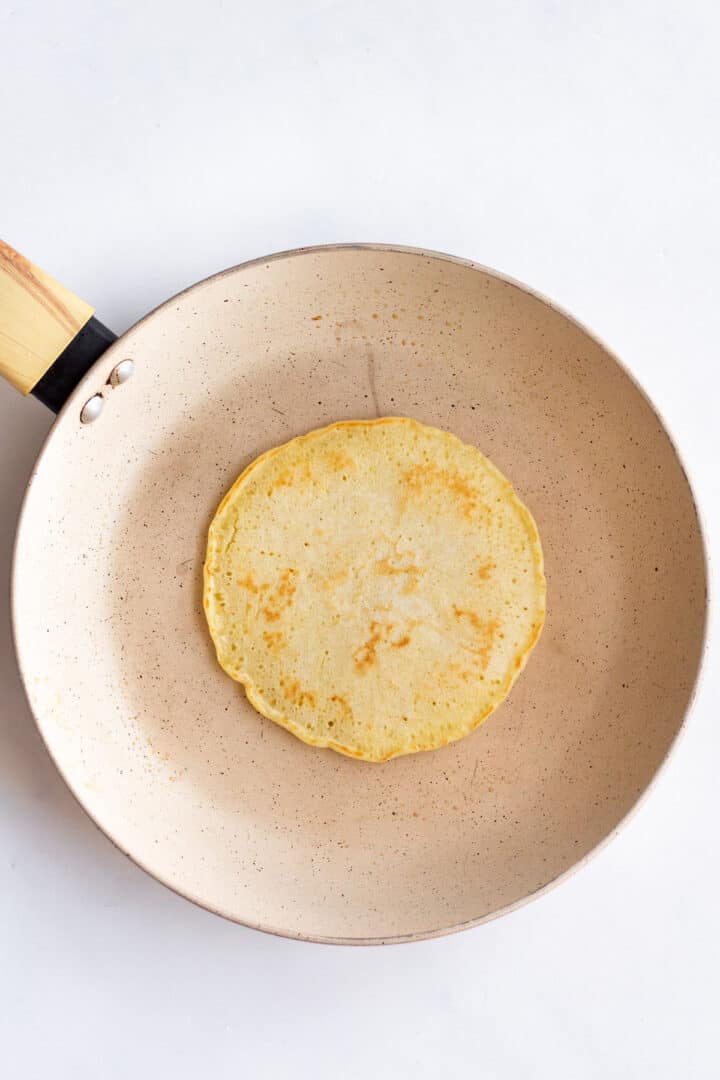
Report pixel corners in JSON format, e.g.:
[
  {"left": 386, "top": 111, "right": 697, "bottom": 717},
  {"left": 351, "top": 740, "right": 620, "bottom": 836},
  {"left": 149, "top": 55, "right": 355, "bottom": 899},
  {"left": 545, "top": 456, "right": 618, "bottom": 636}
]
[{"left": 10, "top": 242, "right": 711, "bottom": 945}]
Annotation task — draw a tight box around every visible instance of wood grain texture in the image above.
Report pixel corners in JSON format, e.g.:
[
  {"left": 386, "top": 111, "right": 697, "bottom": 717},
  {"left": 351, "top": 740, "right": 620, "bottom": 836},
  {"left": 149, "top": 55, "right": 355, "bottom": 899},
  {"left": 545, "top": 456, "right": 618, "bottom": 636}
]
[{"left": 0, "top": 240, "right": 94, "bottom": 394}]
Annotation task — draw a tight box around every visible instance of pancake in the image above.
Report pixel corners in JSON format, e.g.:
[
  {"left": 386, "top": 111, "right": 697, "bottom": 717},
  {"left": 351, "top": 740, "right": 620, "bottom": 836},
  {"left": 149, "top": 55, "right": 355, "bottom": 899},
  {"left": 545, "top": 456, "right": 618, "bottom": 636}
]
[{"left": 203, "top": 418, "right": 545, "bottom": 762}]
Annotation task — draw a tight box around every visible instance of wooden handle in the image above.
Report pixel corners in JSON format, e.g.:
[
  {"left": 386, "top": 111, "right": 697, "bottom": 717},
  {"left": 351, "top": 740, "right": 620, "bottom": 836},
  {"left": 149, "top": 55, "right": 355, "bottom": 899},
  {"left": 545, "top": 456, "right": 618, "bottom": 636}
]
[{"left": 0, "top": 239, "right": 95, "bottom": 395}]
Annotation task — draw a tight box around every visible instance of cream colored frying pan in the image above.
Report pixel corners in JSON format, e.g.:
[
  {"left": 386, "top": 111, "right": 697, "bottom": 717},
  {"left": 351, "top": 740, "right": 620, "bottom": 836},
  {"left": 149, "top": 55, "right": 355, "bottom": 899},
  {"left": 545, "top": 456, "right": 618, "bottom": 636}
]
[{"left": 1, "top": 240, "right": 707, "bottom": 944}]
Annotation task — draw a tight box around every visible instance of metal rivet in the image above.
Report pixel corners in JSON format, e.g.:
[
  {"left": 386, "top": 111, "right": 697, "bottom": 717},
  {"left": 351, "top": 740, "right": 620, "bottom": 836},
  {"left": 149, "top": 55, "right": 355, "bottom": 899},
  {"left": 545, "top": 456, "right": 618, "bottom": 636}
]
[
  {"left": 108, "top": 359, "right": 134, "bottom": 387},
  {"left": 80, "top": 394, "right": 105, "bottom": 424}
]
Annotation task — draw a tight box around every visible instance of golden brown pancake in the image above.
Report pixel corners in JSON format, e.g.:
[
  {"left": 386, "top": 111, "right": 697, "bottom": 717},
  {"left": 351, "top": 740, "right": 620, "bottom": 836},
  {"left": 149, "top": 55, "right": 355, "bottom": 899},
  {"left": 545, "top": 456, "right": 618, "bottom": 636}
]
[{"left": 204, "top": 418, "right": 545, "bottom": 761}]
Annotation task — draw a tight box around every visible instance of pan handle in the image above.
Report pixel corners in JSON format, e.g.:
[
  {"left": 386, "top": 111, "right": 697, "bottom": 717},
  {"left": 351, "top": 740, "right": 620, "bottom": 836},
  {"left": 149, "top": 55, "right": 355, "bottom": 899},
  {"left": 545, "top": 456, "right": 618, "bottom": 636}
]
[{"left": 0, "top": 239, "right": 116, "bottom": 413}]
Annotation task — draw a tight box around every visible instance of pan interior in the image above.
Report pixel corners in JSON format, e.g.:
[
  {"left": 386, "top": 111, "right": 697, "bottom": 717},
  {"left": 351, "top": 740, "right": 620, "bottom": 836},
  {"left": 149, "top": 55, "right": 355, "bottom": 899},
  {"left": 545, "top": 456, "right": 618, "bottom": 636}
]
[{"left": 13, "top": 247, "right": 706, "bottom": 942}]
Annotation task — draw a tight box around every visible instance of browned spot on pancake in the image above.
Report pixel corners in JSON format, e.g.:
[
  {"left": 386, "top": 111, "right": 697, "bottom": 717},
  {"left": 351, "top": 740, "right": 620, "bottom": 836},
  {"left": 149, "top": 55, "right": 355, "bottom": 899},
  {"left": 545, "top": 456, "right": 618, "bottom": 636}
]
[
  {"left": 353, "top": 621, "right": 386, "bottom": 672},
  {"left": 353, "top": 619, "right": 417, "bottom": 670},
  {"left": 237, "top": 572, "right": 267, "bottom": 594},
  {"left": 375, "top": 555, "right": 425, "bottom": 594},
  {"left": 266, "top": 460, "right": 315, "bottom": 495},
  {"left": 437, "top": 660, "right": 474, "bottom": 687},
  {"left": 262, "top": 630, "right": 286, "bottom": 652},
  {"left": 453, "top": 605, "right": 482, "bottom": 631},
  {"left": 477, "top": 559, "right": 496, "bottom": 581},
  {"left": 266, "top": 469, "right": 293, "bottom": 496},
  {"left": 280, "top": 677, "right": 316, "bottom": 708},
  {"left": 262, "top": 568, "right": 297, "bottom": 622},
  {"left": 269, "top": 454, "right": 316, "bottom": 494},
  {"left": 325, "top": 450, "right": 355, "bottom": 473},
  {"left": 452, "top": 605, "right": 500, "bottom": 670},
  {"left": 402, "top": 463, "right": 483, "bottom": 520},
  {"left": 320, "top": 564, "right": 350, "bottom": 596},
  {"left": 376, "top": 557, "right": 409, "bottom": 573},
  {"left": 310, "top": 314, "right": 323, "bottom": 320},
  {"left": 330, "top": 694, "right": 354, "bottom": 722}
]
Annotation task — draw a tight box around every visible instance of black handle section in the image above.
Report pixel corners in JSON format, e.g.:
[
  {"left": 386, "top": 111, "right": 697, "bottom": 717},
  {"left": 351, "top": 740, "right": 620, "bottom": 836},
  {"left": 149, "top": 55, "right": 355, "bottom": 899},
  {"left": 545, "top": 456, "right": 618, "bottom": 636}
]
[{"left": 32, "top": 316, "right": 117, "bottom": 413}]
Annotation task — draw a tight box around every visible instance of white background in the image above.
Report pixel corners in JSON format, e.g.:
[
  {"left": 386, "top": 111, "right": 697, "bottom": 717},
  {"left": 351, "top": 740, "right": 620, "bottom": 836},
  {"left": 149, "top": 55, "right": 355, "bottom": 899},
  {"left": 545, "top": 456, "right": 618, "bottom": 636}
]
[{"left": 1, "top": 2, "right": 718, "bottom": 1077}]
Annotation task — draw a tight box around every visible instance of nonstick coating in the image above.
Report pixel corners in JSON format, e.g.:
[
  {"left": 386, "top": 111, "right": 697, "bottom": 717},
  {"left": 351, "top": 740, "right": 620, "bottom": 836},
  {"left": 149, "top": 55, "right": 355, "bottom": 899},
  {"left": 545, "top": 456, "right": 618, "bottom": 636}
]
[{"left": 12, "top": 246, "right": 707, "bottom": 943}]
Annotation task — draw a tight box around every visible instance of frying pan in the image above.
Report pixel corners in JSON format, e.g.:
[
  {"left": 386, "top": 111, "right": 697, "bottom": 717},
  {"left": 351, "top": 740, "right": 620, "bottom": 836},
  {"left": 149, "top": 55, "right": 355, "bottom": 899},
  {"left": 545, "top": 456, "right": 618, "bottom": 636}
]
[{"left": 2, "top": 240, "right": 707, "bottom": 944}]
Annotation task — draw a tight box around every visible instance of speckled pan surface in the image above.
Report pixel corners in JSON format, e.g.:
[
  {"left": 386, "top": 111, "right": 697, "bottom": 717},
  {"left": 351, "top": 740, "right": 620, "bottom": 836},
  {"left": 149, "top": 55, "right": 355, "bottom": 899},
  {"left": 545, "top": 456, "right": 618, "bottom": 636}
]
[{"left": 13, "top": 246, "right": 707, "bottom": 943}]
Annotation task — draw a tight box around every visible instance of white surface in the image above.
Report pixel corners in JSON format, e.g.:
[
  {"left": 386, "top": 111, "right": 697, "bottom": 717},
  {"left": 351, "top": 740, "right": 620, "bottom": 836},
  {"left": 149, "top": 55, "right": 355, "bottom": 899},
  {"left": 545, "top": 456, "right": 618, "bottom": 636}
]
[{"left": 1, "top": 2, "right": 718, "bottom": 1076}]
